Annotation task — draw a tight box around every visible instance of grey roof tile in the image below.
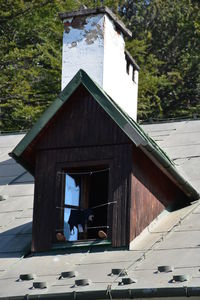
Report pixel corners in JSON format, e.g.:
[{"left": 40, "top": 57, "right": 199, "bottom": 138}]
[
  {"left": 0, "top": 162, "right": 25, "bottom": 178},
  {"left": 2, "top": 183, "right": 34, "bottom": 197},
  {"left": 174, "top": 212, "right": 200, "bottom": 231},
  {"left": 0, "top": 211, "right": 24, "bottom": 228},
  {"left": 0, "top": 195, "right": 33, "bottom": 213},
  {"left": 13, "top": 172, "right": 34, "bottom": 183},
  {"left": 134, "top": 248, "right": 200, "bottom": 270},
  {"left": 161, "top": 145, "right": 200, "bottom": 160},
  {"left": 155, "top": 230, "right": 200, "bottom": 250},
  {"left": 0, "top": 258, "right": 23, "bottom": 277},
  {"left": 0, "top": 176, "right": 17, "bottom": 185},
  {"left": 142, "top": 120, "right": 200, "bottom": 194},
  {"left": 0, "top": 154, "right": 15, "bottom": 163},
  {"left": 0, "top": 220, "right": 32, "bottom": 235},
  {"left": 0, "top": 234, "right": 31, "bottom": 253},
  {"left": 0, "top": 134, "right": 25, "bottom": 147}
]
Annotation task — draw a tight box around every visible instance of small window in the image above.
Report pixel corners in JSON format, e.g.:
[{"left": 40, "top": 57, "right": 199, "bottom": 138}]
[
  {"left": 58, "top": 168, "right": 109, "bottom": 242},
  {"left": 126, "top": 61, "right": 130, "bottom": 75},
  {"left": 132, "top": 67, "right": 136, "bottom": 82}
]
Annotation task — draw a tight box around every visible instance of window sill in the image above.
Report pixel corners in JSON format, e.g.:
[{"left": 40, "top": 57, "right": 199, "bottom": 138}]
[{"left": 52, "top": 239, "right": 112, "bottom": 251}]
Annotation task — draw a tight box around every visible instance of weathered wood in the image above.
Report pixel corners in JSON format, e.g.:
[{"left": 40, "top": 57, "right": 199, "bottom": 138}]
[
  {"left": 32, "top": 86, "right": 132, "bottom": 251},
  {"left": 130, "top": 146, "right": 188, "bottom": 242},
  {"left": 36, "top": 86, "right": 130, "bottom": 151},
  {"left": 32, "top": 150, "right": 55, "bottom": 251},
  {"left": 112, "top": 144, "right": 132, "bottom": 247}
]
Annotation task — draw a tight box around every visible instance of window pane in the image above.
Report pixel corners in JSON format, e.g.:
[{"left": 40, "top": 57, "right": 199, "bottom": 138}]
[
  {"left": 64, "top": 174, "right": 80, "bottom": 206},
  {"left": 64, "top": 208, "right": 78, "bottom": 241},
  {"left": 64, "top": 174, "right": 80, "bottom": 241}
]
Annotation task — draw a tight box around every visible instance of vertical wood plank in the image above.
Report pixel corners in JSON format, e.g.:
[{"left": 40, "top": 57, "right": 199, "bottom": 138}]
[{"left": 130, "top": 146, "right": 188, "bottom": 243}]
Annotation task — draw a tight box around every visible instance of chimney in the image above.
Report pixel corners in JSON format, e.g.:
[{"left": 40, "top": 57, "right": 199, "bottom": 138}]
[{"left": 59, "top": 7, "right": 139, "bottom": 121}]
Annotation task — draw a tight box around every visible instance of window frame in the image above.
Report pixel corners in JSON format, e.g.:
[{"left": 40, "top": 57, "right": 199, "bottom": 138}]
[{"left": 54, "top": 160, "right": 112, "bottom": 244}]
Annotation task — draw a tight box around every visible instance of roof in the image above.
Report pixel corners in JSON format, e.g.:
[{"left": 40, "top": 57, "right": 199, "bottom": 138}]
[
  {"left": 142, "top": 120, "right": 200, "bottom": 192},
  {"left": 59, "top": 6, "right": 132, "bottom": 38},
  {"left": 0, "top": 134, "right": 34, "bottom": 281},
  {"left": 10, "top": 69, "right": 199, "bottom": 200},
  {"left": 1, "top": 120, "right": 200, "bottom": 298}
]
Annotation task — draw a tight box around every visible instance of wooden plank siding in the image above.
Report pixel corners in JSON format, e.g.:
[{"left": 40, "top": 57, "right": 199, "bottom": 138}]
[
  {"left": 130, "top": 146, "right": 189, "bottom": 243},
  {"left": 32, "top": 150, "right": 56, "bottom": 252},
  {"left": 32, "top": 85, "right": 132, "bottom": 251},
  {"left": 36, "top": 85, "right": 130, "bottom": 150}
]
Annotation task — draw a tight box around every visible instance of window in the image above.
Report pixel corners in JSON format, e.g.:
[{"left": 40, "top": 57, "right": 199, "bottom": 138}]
[
  {"left": 126, "top": 61, "right": 130, "bottom": 75},
  {"left": 58, "top": 167, "right": 109, "bottom": 242},
  {"left": 64, "top": 174, "right": 81, "bottom": 241}
]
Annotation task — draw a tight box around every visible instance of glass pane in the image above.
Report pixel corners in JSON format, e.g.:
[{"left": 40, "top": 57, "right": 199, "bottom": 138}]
[
  {"left": 64, "top": 174, "right": 80, "bottom": 241},
  {"left": 64, "top": 208, "right": 78, "bottom": 241},
  {"left": 64, "top": 174, "right": 80, "bottom": 206}
]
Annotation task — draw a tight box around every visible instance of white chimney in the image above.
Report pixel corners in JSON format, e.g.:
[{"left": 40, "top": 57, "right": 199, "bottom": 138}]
[{"left": 59, "top": 7, "right": 139, "bottom": 121}]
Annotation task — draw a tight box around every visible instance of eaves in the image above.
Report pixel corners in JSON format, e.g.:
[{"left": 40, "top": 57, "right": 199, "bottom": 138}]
[{"left": 3, "top": 286, "right": 200, "bottom": 300}]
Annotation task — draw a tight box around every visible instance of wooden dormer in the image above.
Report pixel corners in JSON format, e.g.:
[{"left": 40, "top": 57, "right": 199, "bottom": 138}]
[{"left": 10, "top": 70, "right": 199, "bottom": 252}]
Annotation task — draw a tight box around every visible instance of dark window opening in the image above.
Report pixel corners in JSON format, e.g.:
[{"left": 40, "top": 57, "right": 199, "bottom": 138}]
[
  {"left": 126, "top": 61, "right": 130, "bottom": 75},
  {"left": 62, "top": 168, "right": 109, "bottom": 242},
  {"left": 132, "top": 67, "right": 136, "bottom": 82}
]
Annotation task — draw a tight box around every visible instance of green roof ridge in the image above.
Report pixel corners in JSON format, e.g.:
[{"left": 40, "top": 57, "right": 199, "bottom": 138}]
[{"left": 93, "top": 81, "right": 173, "bottom": 165}]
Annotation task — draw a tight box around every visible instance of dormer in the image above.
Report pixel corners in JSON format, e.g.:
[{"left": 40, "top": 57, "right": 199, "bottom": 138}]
[
  {"left": 10, "top": 8, "right": 199, "bottom": 252},
  {"left": 10, "top": 70, "right": 198, "bottom": 252}
]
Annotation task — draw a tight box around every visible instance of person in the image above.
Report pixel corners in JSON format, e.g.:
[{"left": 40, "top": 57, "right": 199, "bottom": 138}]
[{"left": 56, "top": 232, "right": 66, "bottom": 242}]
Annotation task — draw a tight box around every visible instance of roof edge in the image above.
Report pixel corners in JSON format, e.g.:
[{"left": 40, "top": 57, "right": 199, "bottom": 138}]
[
  {"left": 9, "top": 152, "right": 34, "bottom": 176},
  {"left": 3, "top": 286, "right": 200, "bottom": 300},
  {"left": 125, "top": 50, "right": 140, "bottom": 71},
  {"left": 10, "top": 71, "right": 83, "bottom": 161}
]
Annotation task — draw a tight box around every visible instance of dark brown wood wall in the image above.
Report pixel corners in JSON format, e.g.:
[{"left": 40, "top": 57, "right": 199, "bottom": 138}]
[
  {"left": 32, "top": 86, "right": 132, "bottom": 251},
  {"left": 32, "top": 150, "right": 56, "bottom": 251},
  {"left": 130, "top": 146, "right": 188, "bottom": 243},
  {"left": 36, "top": 86, "right": 130, "bottom": 150}
]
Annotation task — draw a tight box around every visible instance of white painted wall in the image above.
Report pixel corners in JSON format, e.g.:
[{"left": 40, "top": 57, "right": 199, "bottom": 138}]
[
  {"left": 61, "top": 13, "right": 138, "bottom": 121},
  {"left": 103, "top": 15, "right": 138, "bottom": 121},
  {"left": 62, "top": 15, "right": 104, "bottom": 90}
]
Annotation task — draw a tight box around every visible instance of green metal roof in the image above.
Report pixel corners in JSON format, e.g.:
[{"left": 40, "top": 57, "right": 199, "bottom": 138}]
[{"left": 10, "top": 69, "right": 200, "bottom": 200}]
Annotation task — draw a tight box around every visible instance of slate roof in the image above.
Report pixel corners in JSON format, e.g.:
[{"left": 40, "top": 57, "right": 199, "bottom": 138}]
[
  {"left": 10, "top": 70, "right": 199, "bottom": 200},
  {"left": 1, "top": 120, "right": 200, "bottom": 299}
]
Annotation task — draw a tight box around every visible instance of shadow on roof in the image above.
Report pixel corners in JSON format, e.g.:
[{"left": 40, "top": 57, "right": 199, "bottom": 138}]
[
  {"left": 0, "top": 222, "right": 32, "bottom": 258},
  {"left": 0, "top": 158, "right": 34, "bottom": 186}
]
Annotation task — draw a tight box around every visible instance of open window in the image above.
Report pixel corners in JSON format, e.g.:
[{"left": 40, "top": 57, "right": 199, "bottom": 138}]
[{"left": 58, "top": 167, "right": 109, "bottom": 242}]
